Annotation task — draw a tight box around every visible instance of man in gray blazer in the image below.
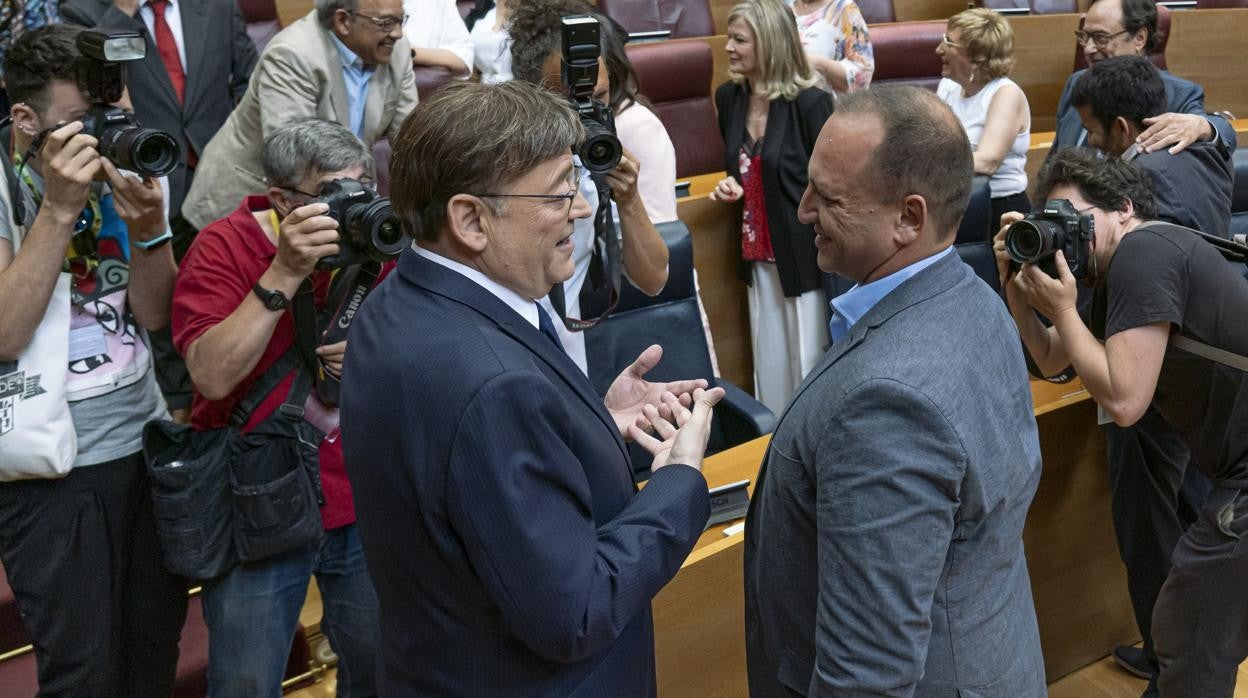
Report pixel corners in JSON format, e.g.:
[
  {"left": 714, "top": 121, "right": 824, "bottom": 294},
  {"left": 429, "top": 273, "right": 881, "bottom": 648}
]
[
  {"left": 743, "top": 86, "right": 1046, "bottom": 697},
  {"left": 179, "top": 0, "right": 417, "bottom": 230}
]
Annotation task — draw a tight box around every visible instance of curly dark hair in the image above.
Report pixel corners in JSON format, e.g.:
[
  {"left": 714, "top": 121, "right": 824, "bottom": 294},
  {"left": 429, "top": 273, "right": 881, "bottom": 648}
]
[
  {"left": 4, "top": 24, "right": 84, "bottom": 114},
  {"left": 1034, "top": 147, "right": 1158, "bottom": 220}
]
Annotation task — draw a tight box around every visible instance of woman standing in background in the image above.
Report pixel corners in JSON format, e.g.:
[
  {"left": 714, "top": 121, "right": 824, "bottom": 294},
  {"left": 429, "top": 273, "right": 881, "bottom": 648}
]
[
  {"left": 710, "top": 0, "right": 833, "bottom": 413},
  {"left": 789, "top": 0, "right": 874, "bottom": 94}
]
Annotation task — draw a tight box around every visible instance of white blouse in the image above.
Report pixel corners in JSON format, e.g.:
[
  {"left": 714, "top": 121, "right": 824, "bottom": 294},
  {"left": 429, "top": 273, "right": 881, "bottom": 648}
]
[
  {"left": 469, "top": 7, "right": 512, "bottom": 85},
  {"left": 614, "top": 101, "right": 678, "bottom": 225},
  {"left": 403, "top": 0, "right": 474, "bottom": 79}
]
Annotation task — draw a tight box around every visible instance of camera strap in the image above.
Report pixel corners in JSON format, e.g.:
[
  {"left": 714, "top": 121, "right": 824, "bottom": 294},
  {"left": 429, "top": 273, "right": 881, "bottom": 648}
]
[
  {"left": 0, "top": 118, "right": 27, "bottom": 227},
  {"left": 549, "top": 173, "right": 621, "bottom": 331},
  {"left": 307, "top": 262, "right": 382, "bottom": 407},
  {"left": 1170, "top": 334, "right": 1248, "bottom": 374}
]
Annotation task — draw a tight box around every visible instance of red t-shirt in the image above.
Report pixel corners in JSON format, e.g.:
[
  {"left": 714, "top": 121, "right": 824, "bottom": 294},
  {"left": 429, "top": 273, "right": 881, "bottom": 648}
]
[{"left": 172, "top": 195, "right": 390, "bottom": 531}]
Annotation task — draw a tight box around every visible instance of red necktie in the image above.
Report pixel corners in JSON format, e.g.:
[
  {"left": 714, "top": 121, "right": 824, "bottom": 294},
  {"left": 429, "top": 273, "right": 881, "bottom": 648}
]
[{"left": 147, "top": 0, "right": 185, "bottom": 104}]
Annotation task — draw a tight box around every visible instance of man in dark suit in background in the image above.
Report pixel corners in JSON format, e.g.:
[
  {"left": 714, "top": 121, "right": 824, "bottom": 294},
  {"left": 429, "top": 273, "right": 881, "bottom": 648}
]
[
  {"left": 1051, "top": 0, "right": 1235, "bottom": 157},
  {"left": 341, "top": 79, "right": 723, "bottom": 697},
  {"left": 744, "top": 86, "right": 1046, "bottom": 697},
  {"left": 60, "top": 0, "right": 256, "bottom": 230},
  {"left": 61, "top": 0, "right": 256, "bottom": 418}
]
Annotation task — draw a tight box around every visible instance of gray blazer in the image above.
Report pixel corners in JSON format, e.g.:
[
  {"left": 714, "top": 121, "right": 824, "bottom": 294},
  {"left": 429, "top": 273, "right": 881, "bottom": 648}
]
[
  {"left": 743, "top": 251, "right": 1046, "bottom": 697},
  {"left": 179, "top": 11, "right": 418, "bottom": 229}
]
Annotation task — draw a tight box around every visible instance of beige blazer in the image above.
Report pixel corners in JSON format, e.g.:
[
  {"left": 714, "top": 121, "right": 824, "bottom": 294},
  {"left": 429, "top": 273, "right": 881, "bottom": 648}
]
[{"left": 181, "top": 11, "right": 418, "bottom": 229}]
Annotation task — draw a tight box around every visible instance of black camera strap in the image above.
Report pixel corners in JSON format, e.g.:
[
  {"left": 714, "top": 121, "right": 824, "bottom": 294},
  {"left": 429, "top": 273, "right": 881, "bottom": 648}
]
[
  {"left": 549, "top": 173, "right": 621, "bottom": 332},
  {"left": 302, "top": 262, "right": 383, "bottom": 407}
]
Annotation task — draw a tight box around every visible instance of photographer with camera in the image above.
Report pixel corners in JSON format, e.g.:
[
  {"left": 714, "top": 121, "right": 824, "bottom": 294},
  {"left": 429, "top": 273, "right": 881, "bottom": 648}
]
[
  {"left": 0, "top": 24, "right": 185, "bottom": 695},
  {"left": 171, "top": 118, "right": 391, "bottom": 695},
  {"left": 995, "top": 148, "right": 1248, "bottom": 697},
  {"left": 509, "top": 2, "right": 670, "bottom": 376}
]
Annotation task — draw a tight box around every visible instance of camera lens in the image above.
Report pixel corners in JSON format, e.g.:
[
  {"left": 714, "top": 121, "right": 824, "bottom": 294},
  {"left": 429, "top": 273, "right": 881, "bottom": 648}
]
[
  {"left": 579, "top": 118, "right": 622, "bottom": 175},
  {"left": 104, "top": 126, "right": 180, "bottom": 177},
  {"left": 1004, "top": 219, "right": 1063, "bottom": 264},
  {"left": 345, "top": 198, "right": 408, "bottom": 262}
]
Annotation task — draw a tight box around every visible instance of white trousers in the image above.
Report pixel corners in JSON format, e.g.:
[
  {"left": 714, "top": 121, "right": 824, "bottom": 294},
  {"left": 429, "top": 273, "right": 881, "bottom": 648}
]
[{"left": 747, "top": 262, "right": 829, "bottom": 416}]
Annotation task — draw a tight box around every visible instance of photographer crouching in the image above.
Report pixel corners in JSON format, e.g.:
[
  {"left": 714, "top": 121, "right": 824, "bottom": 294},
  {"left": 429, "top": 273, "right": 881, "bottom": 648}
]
[
  {"left": 0, "top": 24, "right": 186, "bottom": 695},
  {"left": 171, "top": 119, "right": 395, "bottom": 695},
  {"left": 994, "top": 148, "right": 1248, "bottom": 697}
]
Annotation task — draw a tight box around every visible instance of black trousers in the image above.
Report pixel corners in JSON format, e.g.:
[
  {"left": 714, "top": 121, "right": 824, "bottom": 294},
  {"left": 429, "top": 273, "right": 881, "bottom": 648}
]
[
  {"left": 1105, "top": 408, "right": 1211, "bottom": 678},
  {"left": 1153, "top": 486, "right": 1248, "bottom": 697},
  {"left": 148, "top": 213, "right": 201, "bottom": 413},
  {"left": 0, "top": 452, "right": 188, "bottom": 697}
]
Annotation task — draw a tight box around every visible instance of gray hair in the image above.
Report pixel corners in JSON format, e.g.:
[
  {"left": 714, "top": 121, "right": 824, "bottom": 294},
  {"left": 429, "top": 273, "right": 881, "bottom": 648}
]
[
  {"left": 315, "top": 0, "right": 357, "bottom": 28},
  {"left": 262, "top": 118, "right": 373, "bottom": 188},
  {"left": 390, "top": 80, "right": 585, "bottom": 243}
]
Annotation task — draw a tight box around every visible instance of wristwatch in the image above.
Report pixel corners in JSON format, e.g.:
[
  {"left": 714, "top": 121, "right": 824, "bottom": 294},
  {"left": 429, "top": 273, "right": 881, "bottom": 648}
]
[{"left": 252, "top": 282, "right": 291, "bottom": 311}]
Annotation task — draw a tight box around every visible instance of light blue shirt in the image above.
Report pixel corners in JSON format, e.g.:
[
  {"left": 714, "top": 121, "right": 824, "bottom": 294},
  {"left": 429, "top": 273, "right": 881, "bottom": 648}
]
[
  {"left": 331, "top": 35, "right": 376, "bottom": 137},
  {"left": 827, "top": 246, "right": 955, "bottom": 343}
]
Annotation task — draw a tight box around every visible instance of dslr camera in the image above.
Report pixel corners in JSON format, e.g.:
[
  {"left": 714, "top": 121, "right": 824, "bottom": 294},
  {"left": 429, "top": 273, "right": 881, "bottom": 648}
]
[
  {"left": 1004, "top": 199, "right": 1095, "bottom": 279},
  {"left": 72, "top": 30, "right": 180, "bottom": 178},
  {"left": 314, "top": 179, "right": 408, "bottom": 269},
  {"left": 560, "top": 15, "right": 622, "bottom": 176}
]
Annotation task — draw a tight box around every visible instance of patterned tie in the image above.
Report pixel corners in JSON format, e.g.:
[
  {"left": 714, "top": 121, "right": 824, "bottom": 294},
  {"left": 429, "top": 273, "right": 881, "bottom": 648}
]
[
  {"left": 536, "top": 304, "right": 566, "bottom": 354},
  {"left": 147, "top": 0, "right": 185, "bottom": 104}
]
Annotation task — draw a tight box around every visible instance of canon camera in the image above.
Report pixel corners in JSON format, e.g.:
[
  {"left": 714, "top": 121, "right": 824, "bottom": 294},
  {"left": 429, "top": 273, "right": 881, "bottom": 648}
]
[
  {"left": 314, "top": 179, "right": 408, "bottom": 269},
  {"left": 560, "top": 15, "right": 622, "bottom": 176},
  {"left": 1004, "top": 199, "right": 1095, "bottom": 279},
  {"left": 73, "top": 30, "right": 180, "bottom": 177}
]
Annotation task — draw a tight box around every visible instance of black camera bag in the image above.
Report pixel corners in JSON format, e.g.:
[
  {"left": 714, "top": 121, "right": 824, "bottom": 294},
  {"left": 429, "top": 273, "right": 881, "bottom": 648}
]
[{"left": 144, "top": 282, "right": 327, "bottom": 579}]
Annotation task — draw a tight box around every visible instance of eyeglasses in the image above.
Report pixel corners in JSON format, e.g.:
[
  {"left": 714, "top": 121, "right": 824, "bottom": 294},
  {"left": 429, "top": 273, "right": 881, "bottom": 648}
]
[
  {"left": 941, "top": 33, "right": 962, "bottom": 48},
  {"left": 351, "top": 11, "right": 407, "bottom": 32},
  {"left": 477, "top": 164, "right": 584, "bottom": 214},
  {"left": 1074, "top": 29, "right": 1132, "bottom": 48}
]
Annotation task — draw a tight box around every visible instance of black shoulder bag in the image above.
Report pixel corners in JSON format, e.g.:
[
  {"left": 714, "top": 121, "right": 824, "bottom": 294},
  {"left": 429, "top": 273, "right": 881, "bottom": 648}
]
[{"left": 143, "top": 281, "right": 327, "bottom": 580}]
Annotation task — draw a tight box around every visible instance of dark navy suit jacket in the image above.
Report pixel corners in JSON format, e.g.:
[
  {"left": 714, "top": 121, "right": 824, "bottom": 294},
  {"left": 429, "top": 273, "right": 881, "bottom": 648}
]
[
  {"left": 1051, "top": 68, "right": 1237, "bottom": 155},
  {"left": 340, "top": 250, "right": 710, "bottom": 697}
]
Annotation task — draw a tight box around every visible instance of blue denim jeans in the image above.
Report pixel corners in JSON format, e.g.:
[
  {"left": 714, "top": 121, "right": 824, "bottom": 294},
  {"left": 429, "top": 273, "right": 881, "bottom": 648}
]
[{"left": 201, "top": 524, "right": 379, "bottom": 697}]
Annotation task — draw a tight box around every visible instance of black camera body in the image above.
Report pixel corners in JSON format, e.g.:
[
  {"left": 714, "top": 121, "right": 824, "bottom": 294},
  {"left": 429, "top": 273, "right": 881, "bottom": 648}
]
[
  {"left": 560, "top": 15, "right": 622, "bottom": 176},
  {"left": 315, "top": 179, "right": 408, "bottom": 269},
  {"left": 1004, "top": 199, "right": 1095, "bottom": 279},
  {"left": 72, "top": 30, "right": 180, "bottom": 177}
]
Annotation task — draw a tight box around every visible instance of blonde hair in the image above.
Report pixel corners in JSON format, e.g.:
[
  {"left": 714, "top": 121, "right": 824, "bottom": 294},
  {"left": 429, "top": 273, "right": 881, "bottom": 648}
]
[
  {"left": 947, "top": 8, "right": 1015, "bottom": 80},
  {"left": 727, "top": 0, "right": 817, "bottom": 101}
]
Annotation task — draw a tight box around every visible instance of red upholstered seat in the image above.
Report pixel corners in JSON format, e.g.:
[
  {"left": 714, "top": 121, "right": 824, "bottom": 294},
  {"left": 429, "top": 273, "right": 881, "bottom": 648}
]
[
  {"left": 1196, "top": 0, "right": 1248, "bottom": 6},
  {"left": 236, "top": 0, "right": 281, "bottom": 53},
  {"left": 373, "top": 139, "right": 391, "bottom": 197},
  {"left": 457, "top": 0, "right": 475, "bottom": 20},
  {"left": 979, "top": 0, "right": 1079, "bottom": 13},
  {"left": 598, "top": 0, "right": 715, "bottom": 38},
  {"left": 868, "top": 21, "right": 945, "bottom": 91},
  {"left": 413, "top": 66, "right": 456, "bottom": 101},
  {"left": 856, "top": 0, "right": 896, "bottom": 23},
  {"left": 625, "top": 40, "right": 726, "bottom": 178}
]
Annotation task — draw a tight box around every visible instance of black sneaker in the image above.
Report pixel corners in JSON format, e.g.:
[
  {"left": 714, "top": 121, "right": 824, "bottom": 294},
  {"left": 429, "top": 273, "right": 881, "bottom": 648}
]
[{"left": 1113, "top": 645, "right": 1155, "bottom": 680}]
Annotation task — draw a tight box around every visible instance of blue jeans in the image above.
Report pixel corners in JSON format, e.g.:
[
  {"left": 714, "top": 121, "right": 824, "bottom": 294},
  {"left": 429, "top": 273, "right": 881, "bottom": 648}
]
[{"left": 201, "top": 525, "right": 379, "bottom": 697}]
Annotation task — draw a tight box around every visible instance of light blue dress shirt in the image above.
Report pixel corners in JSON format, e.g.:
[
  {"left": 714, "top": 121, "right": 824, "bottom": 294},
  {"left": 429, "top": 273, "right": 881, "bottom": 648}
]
[
  {"left": 330, "top": 35, "right": 376, "bottom": 137},
  {"left": 827, "top": 246, "right": 955, "bottom": 343}
]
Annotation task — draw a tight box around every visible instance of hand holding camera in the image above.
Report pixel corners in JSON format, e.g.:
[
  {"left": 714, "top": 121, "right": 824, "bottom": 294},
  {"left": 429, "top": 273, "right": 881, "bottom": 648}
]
[
  {"left": 39, "top": 121, "right": 103, "bottom": 218},
  {"left": 992, "top": 211, "right": 1026, "bottom": 290},
  {"left": 1012, "top": 250, "right": 1080, "bottom": 323},
  {"left": 101, "top": 159, "right": 165, "bottom": 241},
  {"left": 270, "top": 203, "right": 340, "bottom": 283}
]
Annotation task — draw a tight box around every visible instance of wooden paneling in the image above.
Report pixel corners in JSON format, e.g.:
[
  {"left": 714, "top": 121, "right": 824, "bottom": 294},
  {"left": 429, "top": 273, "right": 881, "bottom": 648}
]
[
  {"left": 1164, "top": 8, "right": 1248, "bottom": 122},
  {"left": 677, "top": 192, "right": 753, "bottom": 392},
  {"left": 275, "top": 0, "right": 311, "bottom": 27},
  {"left": 892, "top": 0, "right": 967, "bottom": 22},
  {"left": 1007, "top": 13, "right": 1084, "bottom": 134}
]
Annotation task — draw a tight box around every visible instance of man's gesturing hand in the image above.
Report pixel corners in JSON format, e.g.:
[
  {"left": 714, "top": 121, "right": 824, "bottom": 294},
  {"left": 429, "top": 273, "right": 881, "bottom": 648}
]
[
  {"left": 630, "top": 387, "right": 726, "bottom": 473},
  {"left": 270, "top": 203, "right": 340, "bottom": 282},
  {"left": 604, "top": 344, "right": 709, "bottom": 438}
]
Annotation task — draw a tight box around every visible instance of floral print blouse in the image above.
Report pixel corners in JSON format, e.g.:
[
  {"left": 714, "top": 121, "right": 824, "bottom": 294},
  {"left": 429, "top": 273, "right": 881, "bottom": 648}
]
[{"left": 794, "top": 0, "right": 874, "bottom": 93}]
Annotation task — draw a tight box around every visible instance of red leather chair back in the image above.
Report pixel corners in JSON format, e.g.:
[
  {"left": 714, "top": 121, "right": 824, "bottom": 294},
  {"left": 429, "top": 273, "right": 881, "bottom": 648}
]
[
  {"left": 373, "top": 139, "right": 392, "bottom": 197},
  {"left": 457, "top": 0, "right": 475, "bottom": 20},
  {"left": 414, "top": 66, "right": 456, "bottom": 100},
  {"left": 598, "top": 0, "right": 715, "bottom": 38},
  {"left": 1073, "top": 5, "right": 1169, "bottom": 71},
  {"left": 857, "top": 0, "right": 896, "bottom": 23},
  {"left": 1196, "top": 0, "right": 1248, "bottom": 6},
  {"left": 236, "top": 0, "right": 281, "bottom": 53},
  {"left": 869, "top": 21, "right": 945, "bottom": 91},
  {"left": 626, "top": 40, "right": 725, "bottom": 178}
]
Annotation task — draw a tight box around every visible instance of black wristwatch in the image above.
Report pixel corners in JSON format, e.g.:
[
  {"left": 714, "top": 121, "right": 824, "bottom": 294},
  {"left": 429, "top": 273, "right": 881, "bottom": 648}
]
[{"left": 252, "top": 282, "right": 291, "bottom": 311}]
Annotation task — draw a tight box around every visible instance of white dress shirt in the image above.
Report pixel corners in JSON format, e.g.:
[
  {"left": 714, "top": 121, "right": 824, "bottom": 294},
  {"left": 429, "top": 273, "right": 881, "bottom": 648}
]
[
  {"left": 415, "top": 245, "right": 541, "bottom": 331},
  {"left": 403, "top": 0, "right": 474, "bottom": 79},
  {"left": 140, "top": 0, "right": 186, "bottom": 70}
]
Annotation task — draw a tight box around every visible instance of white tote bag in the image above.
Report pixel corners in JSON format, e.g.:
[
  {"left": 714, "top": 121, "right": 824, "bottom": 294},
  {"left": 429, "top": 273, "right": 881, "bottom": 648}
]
[{"left": 0, "top": 271, "right": 77, "bottom": 481}]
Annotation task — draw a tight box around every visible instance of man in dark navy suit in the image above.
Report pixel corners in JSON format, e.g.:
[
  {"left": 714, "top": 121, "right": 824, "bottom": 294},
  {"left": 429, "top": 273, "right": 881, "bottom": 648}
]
[{"left": 340, "top": 79, "right": 723, "bottom": 697}]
